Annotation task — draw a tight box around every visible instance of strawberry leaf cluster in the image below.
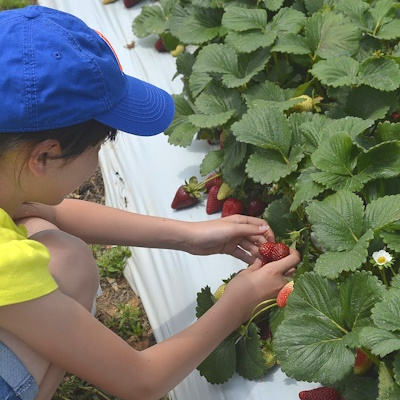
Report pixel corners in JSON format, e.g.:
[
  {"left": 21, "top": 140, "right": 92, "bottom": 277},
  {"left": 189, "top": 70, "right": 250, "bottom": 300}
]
[{"left": 133, "top": 0, "right": 400, "bottom": 397}]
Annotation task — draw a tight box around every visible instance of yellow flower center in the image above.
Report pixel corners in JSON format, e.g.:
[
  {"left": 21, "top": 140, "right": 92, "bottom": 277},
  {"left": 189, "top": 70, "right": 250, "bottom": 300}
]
[{"left": 377, "top": 256, "right": 387, "bottom": 264}]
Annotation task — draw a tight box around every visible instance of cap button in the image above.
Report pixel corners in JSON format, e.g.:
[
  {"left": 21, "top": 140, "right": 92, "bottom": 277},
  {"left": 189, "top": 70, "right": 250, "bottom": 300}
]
[{"left": 23, "top": 7, "right": 40, "bottom": 19}]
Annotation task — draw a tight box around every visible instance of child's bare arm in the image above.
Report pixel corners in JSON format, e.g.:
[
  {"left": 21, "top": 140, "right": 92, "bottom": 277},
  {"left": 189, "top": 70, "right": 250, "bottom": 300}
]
[
  {"left": 0, "top": 252, "right": 299, "bottom": 400},
  {"left": 15, "top": 199, "right": 274, "bottom": 263}
]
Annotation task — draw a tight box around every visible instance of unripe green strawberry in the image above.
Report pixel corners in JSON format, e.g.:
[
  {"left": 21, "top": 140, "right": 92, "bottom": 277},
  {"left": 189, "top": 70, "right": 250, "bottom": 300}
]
[
  {"left": 353, "top": 348, "right": 373, "bottom": 376},
  {"left": 213, "top": 283, "right": 226, "bottom": 300},
  {"left": 221, "top": 198, "right": 244, "bottom": 218},
  {"left": 217, "top": 182, "right": 233, "bottom": 200},
  {"left": 262, "top": 344, "right": 277, "bottom": 370},
  {"left": 276, "top": 281, "right": 294, "bottom": 308},
  {"left": 171, "top": 44, "right": 185, "bottom": 57}
]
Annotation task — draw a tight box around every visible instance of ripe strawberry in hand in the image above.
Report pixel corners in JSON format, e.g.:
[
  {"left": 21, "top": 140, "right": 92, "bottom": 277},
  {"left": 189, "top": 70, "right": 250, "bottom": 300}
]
[
  {"left": 221, "top": 198, "right": 244, "bottom": 217},
  {"left": 206, "top": 185, "right": 224, "bottom": 214},
  {"left": 259, "top": 242, "right": 290, "bottom": 264},
  {"left": 299, "top": 387, "right": 341, "bottom": 400},
  {"left": 276, "top": 281, "right": 294, "bottom": 308}
]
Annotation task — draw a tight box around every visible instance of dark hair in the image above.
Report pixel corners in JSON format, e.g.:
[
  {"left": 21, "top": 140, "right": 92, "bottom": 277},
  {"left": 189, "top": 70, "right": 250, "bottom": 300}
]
[{"left": 0, "top": 119, "right": 117, "bottom": 161}]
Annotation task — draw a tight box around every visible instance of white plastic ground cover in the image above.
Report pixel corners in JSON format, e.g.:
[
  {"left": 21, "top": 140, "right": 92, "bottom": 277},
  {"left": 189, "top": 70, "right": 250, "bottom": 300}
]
[{"left": 38, "top": 1, "right": 319, "bottom": 398}]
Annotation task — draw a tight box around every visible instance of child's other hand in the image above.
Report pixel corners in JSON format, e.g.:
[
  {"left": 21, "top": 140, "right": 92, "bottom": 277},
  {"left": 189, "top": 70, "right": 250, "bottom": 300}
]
[
  {"left": 220, "top": 248, "right": 300, "bottom": 322},
  {"left": 185, "top": 215, "right": 275, "bottom": 264}
]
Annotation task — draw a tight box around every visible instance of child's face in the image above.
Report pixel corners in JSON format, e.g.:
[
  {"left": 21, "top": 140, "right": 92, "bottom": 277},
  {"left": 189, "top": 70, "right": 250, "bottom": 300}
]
[{"left": 36, "top": 144, "right": 101, "bottom": 206}]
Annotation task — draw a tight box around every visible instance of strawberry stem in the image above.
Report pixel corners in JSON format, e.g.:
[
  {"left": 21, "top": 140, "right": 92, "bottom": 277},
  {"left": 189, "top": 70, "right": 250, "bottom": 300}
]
[{"left": 245, "top": 302, "right": 277, "bottom": 332}]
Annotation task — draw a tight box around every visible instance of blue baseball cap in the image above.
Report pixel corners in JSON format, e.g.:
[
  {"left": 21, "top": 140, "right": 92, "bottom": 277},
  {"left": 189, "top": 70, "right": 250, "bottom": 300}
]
[{"left": 0, "top": 5, "right": 175, "bottom": 136}]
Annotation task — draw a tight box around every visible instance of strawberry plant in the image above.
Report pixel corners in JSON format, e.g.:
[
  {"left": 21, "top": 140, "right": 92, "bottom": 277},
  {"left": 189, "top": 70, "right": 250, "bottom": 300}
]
[{"left": 133, "top": 0, "right": 400, "bottom": 398}]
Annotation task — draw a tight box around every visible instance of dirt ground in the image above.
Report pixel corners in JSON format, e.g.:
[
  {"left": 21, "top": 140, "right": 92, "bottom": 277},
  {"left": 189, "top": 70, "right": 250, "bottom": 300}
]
[{"left": 68, "top": 167, "right": 157, "bottom": 350}]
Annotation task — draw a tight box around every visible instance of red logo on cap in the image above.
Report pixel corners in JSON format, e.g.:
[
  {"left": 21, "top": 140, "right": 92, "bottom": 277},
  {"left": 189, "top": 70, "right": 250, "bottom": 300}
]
[{"left": 95, "top": 30, "right": 123, "bottom": 72}]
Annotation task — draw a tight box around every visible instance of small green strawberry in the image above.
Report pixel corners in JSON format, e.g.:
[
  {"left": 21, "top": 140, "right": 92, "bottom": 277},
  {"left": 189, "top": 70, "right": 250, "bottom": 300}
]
[
  {"left": 213, "top": 283, "right": 227, "bottom": 300},
  {"left": 217, "top": 182, "right": 233, "bottom": 200},
  {"left": 262, "top": 340, "right": 277, "bottom": 370},
  {"left": 221, "top": 198, "right": 244, "bottom": 218}
]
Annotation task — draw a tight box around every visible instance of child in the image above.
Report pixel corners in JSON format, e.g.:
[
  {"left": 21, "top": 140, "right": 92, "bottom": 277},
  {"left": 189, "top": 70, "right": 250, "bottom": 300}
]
[{"left": 0, "top": 6, "right": 300, "bottom": 400}]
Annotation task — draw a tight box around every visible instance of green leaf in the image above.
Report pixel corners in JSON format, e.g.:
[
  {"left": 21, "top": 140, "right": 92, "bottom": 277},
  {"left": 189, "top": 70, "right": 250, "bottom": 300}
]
[
  {"left": 375, "top": 121, "right": 400, "bottom": 143},
  {"left": 167, "top": 122, "right": 198, "bottom": 147},
  {"left": 197, "top": 332, "right": 238, "bottom": 384},
  {"left": 340, "top": 271, "right": 386, "bottom": 333},
  {"left": 188, "top": 111, "right": 235, "bottom": 128},
  {"left": 221, "top": 6, "right": 268, "bottom": 32},
  {"left": 263, "top": 197, "right": 303, "bottom": 240},
  {"left": 343, "top": 376, "right": 379, "bottom": 400},
  {"left": 305, "top": 11, "right": 361, "bottom": 59},
  {"left": 335, "top": 0, "right": 370, "bottom": 31},
  {"left": 195, "top": 286, "right": 214, "bottom": 318},
  {"left": 271, "top": 32, "right": 311, "bottom": 55},
  {"left": 188, "top": 72, "right": 213, "bottom": 99},
  {"left": 261, "top": 0, "right": 284, "bottom": 12},
  {"left": 376, "top": 19, "right": 400, "bottom": 40},
  {"left": 274, "top": 273, "right": 354, "bottom": 385},
  {"left": 378, "top": 362, "right": 400, "bottom": 400},
  {"left": 381, "top": 231, "right": 400, "bottom": 253},
  {"left": 170, "top": 5, "right": 223, "bottom": 44},
  {"left": 270, "top": 7, "right": 307, "bottom": 34},
  {"left": 132, "top": 5, "right": 168, "bottom": 38},
  {"left": 345, "top": 86, "right": 396, "bottom": 120},
  {"left": 322, "top": 116, "right": 374, "bottom": 140},
  {"left": 314, "top": 230, "right": 374, "bottom": 279},
  {"left": 291, "top": 167, "right": 326, "bottom": 212},
  {"left": 364, "top": 194, "right": 400, "bottom": 231},
  {"left": 306, "top": 191, "right": 365, "bottom": 252},
  {"left": 359, "top": 57, "right": 400, "bottom": 91},
  {"left": 310, "top": 170, "right": 368, "bottom": 192},
  {"left": 394, "top": 352, "right": 400, "bottom": 387},
  {"left": 232, "top": 105, "right": 292, "bottom": 156},
  {"left": 359, "top": 327, "right": 400, "bottom": 358},
  {"left": 223, "top": 134, "right": 247, "bottom": 169},
  {"left": 245, "top": 145, "right": 304, "bottom": 185},
  {"left": 310, "top": 57, "right": 360, "bottom": 87},
  {"left": 199, "top": 150, "right": 224, "bottom": 176},
  {"left": 357, "top": 142, "right": 400, "bottom": 182},
  {"left": 311, "top": 131, "right": 359, "bottom": 176},
  {"left": 193, "top": 43, "right": 238, "bottom": 75},
  {"left": 221, "top": 161, "right": 247, "bottom": 189},
  {"left": 235, "top": 323, "right": 265, "bottom": 380},
  {"left": 225, "top": 30, "right": 277, "bottom": 53},
  {"left": 372, "top": 287, "right": 400, "bottom": 333}
]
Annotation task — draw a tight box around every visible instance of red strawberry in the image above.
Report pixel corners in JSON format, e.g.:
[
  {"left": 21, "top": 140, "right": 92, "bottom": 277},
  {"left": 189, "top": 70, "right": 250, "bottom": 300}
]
[
  {"left": 247, "top": 198, "right": 267, "bottom": 217},
  {"left": 171, "top": 176, "right": 204, "bottom": 210},
  {"left": 393, "top": 112, "right": 400, "bottom": 120},
  {"left": 259, "top": 242, "right": 290, "bottom": 264},
  {"left": 257, "top": 319, "right": 272, "bottom": 341},
  {"left": 276, "top": 281, "right": 294, "bottom": 308},
  {"left": 354, "top": 348, "right": 373, "bottom": 375},
  {"left": 123, "top": 0, "right": 140, "bottom": 8},
  {"left": 206, "top": 185, "right": 225, "bottom": 214},
  {"left": 221, "top": 198, "right": 244, "bottom": 218},
  {"left": 155, "top": 37, "right": 167, "bottom": 52},
  {"left": 299, "top": 387, "right": 340, "bottom": 400},
  {"left": 204, "top": 173, "right": 222, "bottom": 193}
]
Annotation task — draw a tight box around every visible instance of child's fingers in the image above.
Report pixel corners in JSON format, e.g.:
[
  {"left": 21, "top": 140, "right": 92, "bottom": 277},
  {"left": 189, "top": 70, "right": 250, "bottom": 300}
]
[{"left": 268, "top": 249, "right": 301, "bottom": 275}]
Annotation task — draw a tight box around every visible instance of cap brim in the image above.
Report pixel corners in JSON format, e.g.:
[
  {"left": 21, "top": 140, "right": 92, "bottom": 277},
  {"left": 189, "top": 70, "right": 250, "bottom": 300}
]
[{"left": 93, "top": 75, "right": 175, "bottom": 136}]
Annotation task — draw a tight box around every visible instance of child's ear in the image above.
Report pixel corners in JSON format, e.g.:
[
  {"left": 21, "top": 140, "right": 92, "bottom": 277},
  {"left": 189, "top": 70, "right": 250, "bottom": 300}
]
[{"left": 28, "top": 139, "right": 62, "bottom": 176}]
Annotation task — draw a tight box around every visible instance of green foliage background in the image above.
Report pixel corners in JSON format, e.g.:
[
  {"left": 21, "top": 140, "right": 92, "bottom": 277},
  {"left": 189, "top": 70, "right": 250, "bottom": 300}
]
[{"left": 134, "top": 0, "right": 400, "bottom": 398}]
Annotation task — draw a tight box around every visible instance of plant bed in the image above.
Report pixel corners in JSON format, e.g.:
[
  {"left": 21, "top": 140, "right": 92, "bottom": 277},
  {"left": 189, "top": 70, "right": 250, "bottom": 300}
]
[{"left": 132, "top": 0, "right": 400, "bottom": 398}]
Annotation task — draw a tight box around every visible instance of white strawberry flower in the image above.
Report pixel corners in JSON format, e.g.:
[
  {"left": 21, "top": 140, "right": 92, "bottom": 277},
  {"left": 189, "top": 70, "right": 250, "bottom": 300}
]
[{"left": 372, "top": 249, "right": 393, "bottom": 269}]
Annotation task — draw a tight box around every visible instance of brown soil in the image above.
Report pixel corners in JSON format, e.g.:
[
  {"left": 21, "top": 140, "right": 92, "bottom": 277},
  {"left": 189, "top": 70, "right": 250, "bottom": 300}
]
[{"left": 69, "top": 167, "right": 156, "bottom": 350}]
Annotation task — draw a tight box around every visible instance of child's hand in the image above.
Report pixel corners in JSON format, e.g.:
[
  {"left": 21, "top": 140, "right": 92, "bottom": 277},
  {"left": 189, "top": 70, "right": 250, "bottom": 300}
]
[
  {"left": 184, "top": 215, "right": 275, "bottom": 264},
  {"left": 220, "top": 249, "right": 300, "bottom": 322}
]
